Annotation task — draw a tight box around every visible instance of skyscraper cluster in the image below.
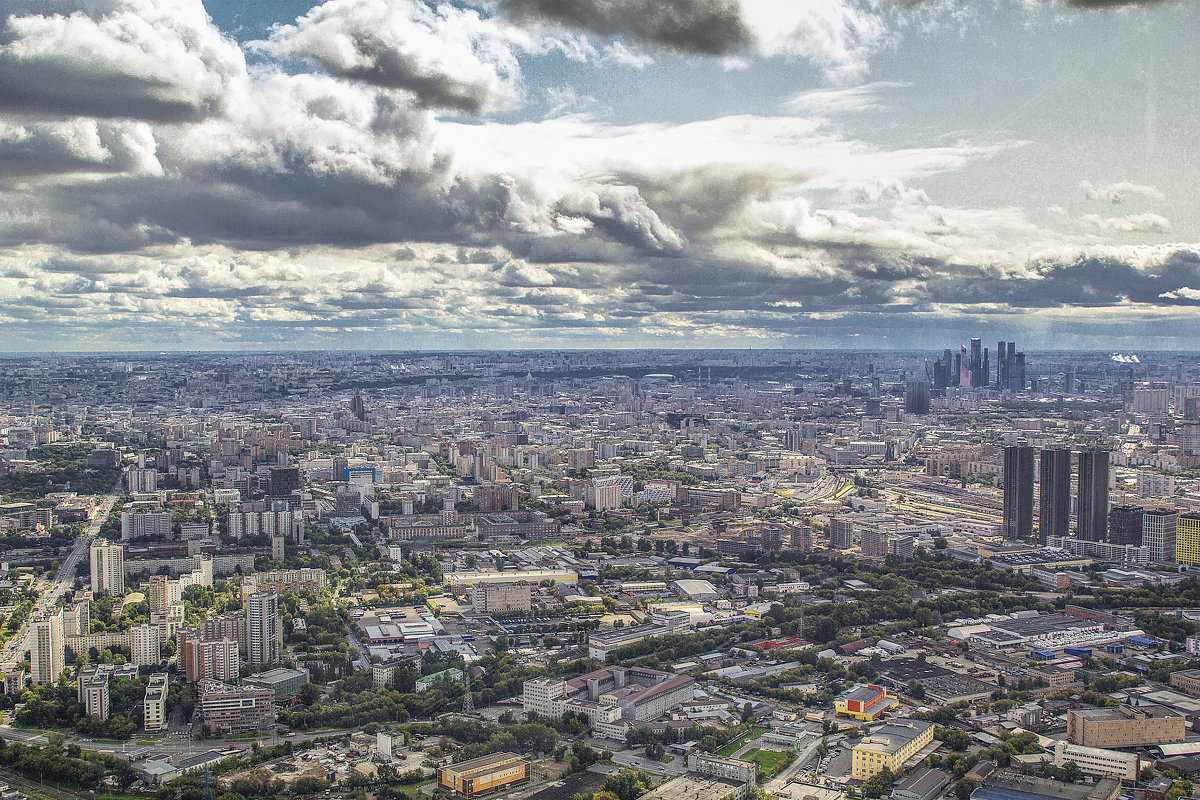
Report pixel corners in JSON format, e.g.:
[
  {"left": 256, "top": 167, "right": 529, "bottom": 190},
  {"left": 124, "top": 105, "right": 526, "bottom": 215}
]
[
  {"left": 1002, "top": 445, "right": 1109, "bottom": 543},
  {"left": 930, "top": 337, "right": 1024, "bottom": 392}
]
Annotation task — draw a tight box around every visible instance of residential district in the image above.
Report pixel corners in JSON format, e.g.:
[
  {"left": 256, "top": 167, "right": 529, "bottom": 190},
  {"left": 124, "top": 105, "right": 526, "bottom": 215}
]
[{"left": 4, "top": 348, "right": 1200, "bottom": 800}]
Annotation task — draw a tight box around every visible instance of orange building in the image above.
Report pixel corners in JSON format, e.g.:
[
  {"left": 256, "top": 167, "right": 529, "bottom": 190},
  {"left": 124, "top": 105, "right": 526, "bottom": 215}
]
[{"left": 437, "top": 752, "right": 531, "bottom": 798}]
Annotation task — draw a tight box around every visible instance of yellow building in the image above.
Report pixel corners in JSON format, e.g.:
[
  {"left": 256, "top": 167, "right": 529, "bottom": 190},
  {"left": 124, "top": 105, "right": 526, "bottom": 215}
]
[
  {"left": 437, "top": 752, "right": 530, "bottom": 798},
  {"left": 851, "top": 720, "right": 935, "bottom": 780},
  {"left": 835, "top": 684, "right": 899, "bottom": 721},
  {"left": 1176, "top": 513, "right": 1200, "bottom": 565}
]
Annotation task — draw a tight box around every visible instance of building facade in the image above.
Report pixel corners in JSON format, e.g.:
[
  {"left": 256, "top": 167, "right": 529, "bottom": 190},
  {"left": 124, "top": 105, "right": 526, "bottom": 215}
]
[
  {"left": 1077, "top": 450, "right": 1110, "bottom": 542},
  {"left": 198, "top": 680, "right": 275, "bottom": 733},
  {"left": 1067, "top": 707, "right": 1184, "bottom": 748},
  {"left": 1003, "top": 446, "right": 1035, "bottom": 540},
  {"left": 90, "top": 540, "right": 125, "bottom": 595},
  {"left": 437, "top": 753, "right": 530, "bottom": 799},
  {"left": 246, "top": 591, "right": 282, "bottom": 668}
]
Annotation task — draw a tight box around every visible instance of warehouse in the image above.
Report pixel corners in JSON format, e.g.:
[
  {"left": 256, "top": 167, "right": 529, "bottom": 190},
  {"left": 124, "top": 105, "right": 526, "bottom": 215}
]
[{"left": 437, "top": 752, "right": 530, "bottom": 799}]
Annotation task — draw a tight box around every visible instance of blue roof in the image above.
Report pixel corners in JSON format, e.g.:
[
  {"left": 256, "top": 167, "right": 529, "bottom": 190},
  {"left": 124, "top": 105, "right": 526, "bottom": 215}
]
[{"left": 972, "top": 787, "right": 1056, "bottom": 800}]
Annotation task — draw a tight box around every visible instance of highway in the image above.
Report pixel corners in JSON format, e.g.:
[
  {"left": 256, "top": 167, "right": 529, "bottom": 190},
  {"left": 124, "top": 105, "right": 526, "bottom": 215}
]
[{"left": 0, "top": 484, "right": 121, "bottom": 672}]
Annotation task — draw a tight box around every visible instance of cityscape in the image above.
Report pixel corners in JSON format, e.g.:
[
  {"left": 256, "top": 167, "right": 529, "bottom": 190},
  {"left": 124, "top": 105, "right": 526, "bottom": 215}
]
[
  {"left": 0, "top": 347, "right": 1197, "bottom": 800},
  {"left": 5, "top": 2, "right": 1200, "bottom": 800}
]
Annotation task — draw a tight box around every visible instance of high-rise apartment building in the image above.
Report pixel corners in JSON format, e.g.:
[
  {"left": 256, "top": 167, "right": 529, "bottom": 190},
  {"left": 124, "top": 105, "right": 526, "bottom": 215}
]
[
  {"left": 1176, "top": 513, "right": 1200, "bottom": 565},
  {"left": 30, "top": 612, "right": 63, "bottom": 685},
  {"left": 1077, "top": 451, "right": 1110, "bottom": 542},
  {"left": 62, "top": 596, "right": 90, "bottom": 637},
  {"left": 144, "top": 673, "right": 168, "bottom": 732},
  {"left": 1038, "top": 448, "right": 1072, "bottom": 543},
  {"left": 829, "top": 518, "right": 854, "bottom": 550},
  {"left": 1002, "top": 446, "right": 1034, "bottom": 540},
  {"left": 89, "top": 540, "right": 125, "bottom": 595},
  {"left": 1143, "top": 508, "right": 1178, "bottom": 564},
  {"left": 132, "top": 623, "right": 161, "bottom": 666},
  {"left": 1108, "top": 505, "right": 1144, "bottom": 547},
  {"left": 180, "top": 634, "right": 240, "bottom": 683},
  {"left": 246, "top": 591, "right": 282, "bottom": 668},
  {"left": 148, "top": 574, "right": 168, "bottom": 614}
]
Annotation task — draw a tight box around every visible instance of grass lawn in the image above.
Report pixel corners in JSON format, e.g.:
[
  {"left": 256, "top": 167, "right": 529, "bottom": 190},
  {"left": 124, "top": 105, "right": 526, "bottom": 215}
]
[
  {"left": 716, "top": 727, "right": 769, "bottom": 757},
  {"left": 741, "top": 748, "right": 796, "bottom": 779}
]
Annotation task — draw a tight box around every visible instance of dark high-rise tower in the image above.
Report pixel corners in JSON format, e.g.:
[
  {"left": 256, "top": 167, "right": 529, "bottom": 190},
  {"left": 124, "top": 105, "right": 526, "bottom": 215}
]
[
  {"left": 1077, "top": 450, "right": 1110, "bottom": 542},
  {"left": 1003, "top": 445, "right": 1035, "bottom": 540},
  {"left": 904, "top": 381, "right": 930, "bottom": 415},
  {"left": 1108, "top": 504, "right": 1144, "bottom": 546},
  {"left": 1038, "top": 448, "right": 1072, "bottom": 543},
  {"left": 969, "top": 338, "right": 982, "bottom": 387},
  {"left": 997, "top": 341, "right": 1008, "bottom": 388}
]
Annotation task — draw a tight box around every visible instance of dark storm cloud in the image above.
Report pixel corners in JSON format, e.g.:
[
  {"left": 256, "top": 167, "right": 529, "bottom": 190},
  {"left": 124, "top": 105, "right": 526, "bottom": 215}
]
[{"left": 500, "top": 0, "right": 754, "bottom": 56}]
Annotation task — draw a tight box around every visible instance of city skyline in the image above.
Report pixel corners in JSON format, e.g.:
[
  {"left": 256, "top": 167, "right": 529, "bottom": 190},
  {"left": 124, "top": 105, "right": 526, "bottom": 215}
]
[{"left": 3, "top": 0, "right": 1200, "bottom": 351}]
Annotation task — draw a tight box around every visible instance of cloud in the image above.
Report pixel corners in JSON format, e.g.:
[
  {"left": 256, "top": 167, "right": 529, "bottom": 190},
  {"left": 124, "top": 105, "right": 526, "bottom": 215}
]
[
  {"left": 736, "top": 0, "right": 887, "bottom": 81},
  {"left": 1080, "top": 180, "right": 1165, "bottom": 204},
  {"left": 0, "top": 118, "right": 161, "bottom": 178},
  {"left": 1079, "top": 213, "right": 1172, "bottom": 233},
  {"left": 500, "top": 0, "right": 886, "bottom": 79},
  {"left": 1159, "top": 287, "right": 1200, "bottom": 301},
  {"left": 785, "top": 82, "right": 905, "bottom": 115},
  {"left": 499, "top": 0, "right": 754, "bottom": 57},
  {"left": 842, "top": 180, "right": 930, "bottom": 206},
  {"left": 0, "top": 0, "right": 245, "bottom": 121},
  {"left": 266, "top": 0, "right": 527, "bottom": 113},
  {"left": 1060, "top": 0, "right": 1171, "bottom": 7}
]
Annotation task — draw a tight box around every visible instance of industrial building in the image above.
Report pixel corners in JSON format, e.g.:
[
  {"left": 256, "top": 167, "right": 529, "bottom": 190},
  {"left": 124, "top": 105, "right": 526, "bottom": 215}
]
[
  {"left": 436, "top": 752, "right": 530, "bottom": 799},
  {"left": 1067, "top": 706, "right": 1184, "bottom": 748},
  {"left": 835, "top": 684, "right": 899, "bottom": 721},
  {"left": 523, "top": 665, "right": 695, "bottom": 736}
]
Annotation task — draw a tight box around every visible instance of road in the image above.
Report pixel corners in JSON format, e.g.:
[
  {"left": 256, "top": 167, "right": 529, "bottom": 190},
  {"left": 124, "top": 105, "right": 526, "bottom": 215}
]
[
  {"left": 762, "top": 737, "right": 823, "bottom": 794},
  {"left": 0, "top": 485, "right": 121, "bottom": 671},
  {"left": 0, "top": 722, "right": 361, "bottom": 758}
]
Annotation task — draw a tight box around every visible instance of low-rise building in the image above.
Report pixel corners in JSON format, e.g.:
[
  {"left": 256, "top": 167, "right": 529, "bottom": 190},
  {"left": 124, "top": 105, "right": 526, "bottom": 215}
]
[
  {"left": 1169, "top": 669, "right": 1200, "bottom": 698},
  {"left": 243, "top": 667, "right": 308, "bottom": 706},
  {"left": 436, "top": 752, "right": 530, "bottom": 799},
  {"left": 416, "top": 668, "right": 463, "bottom": 693},
  {"left": 686, "top": 752, "right": 757, "bottom": 785},
  {"left": 198, "top": 680, "right": 275, "bottom": 734},
  {"left": 1049, "top": 740, "right": 1139, "bottom": 782},
  {"left": 850, "top": 719, "right": 935, "bottom": 780},
  {"left": 1067, "top": 706, "right": 1184, "bottom": 748},
  {"left": 835, "top": 684, "right": 899, "bottom": 721}
]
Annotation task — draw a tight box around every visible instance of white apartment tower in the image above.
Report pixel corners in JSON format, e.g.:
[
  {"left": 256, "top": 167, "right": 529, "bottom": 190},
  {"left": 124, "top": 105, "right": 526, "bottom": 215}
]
[
  {"left": 30, "top": 612, "right": 63, "bottom": 685},
  {"left": 90, "top": 540, "right": 125, "bottom": 595},
  {"left": 246, "top": 591, "right": 282, "bottom": 668},
  {"left": 132, "top": 623, "right": 161, "bottom": 666}
]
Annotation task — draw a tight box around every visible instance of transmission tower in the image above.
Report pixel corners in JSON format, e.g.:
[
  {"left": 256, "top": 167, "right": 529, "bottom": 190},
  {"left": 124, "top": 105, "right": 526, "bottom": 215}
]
[{"left": 462, "top": 669, "right": 474, "bottom": 714}]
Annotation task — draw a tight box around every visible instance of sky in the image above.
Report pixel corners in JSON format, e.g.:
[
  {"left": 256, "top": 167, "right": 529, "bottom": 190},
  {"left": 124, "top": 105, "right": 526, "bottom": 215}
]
[{"left": 1, "top": 0, "right": 1199, "bottom": 352}]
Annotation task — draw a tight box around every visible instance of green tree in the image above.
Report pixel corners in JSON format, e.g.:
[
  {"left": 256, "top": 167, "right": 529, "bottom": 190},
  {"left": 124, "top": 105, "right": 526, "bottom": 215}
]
[
  {"left": 604, "top": 770, "right": 654, "bottom": 800},
  {"left": 954, "top": 779, "right": 979, "bottom": 800},
  {"left": 861, "top": 767, "right": 895, "bottom": 799}
]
